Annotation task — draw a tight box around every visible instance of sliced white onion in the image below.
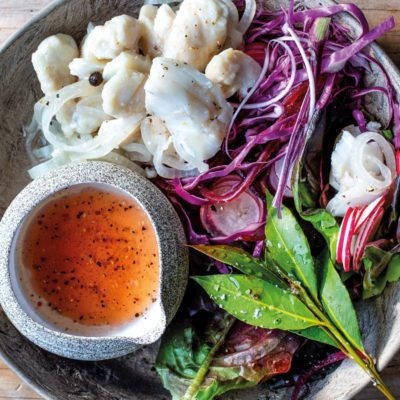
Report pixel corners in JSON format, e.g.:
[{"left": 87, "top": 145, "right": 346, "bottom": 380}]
[
  {"left": 28, "top": 154, "right": 68, "bottom": 179},
  {"left": 40, "top": 80, "right": 98, "bottom": 149},
  {"left": 353, "top": 132, "right": 396, "bottom": 191},
  {"left": 99, "top": 151, "right": 146, "bottom": 176},
  {"left": 144, "top": 0, "right": 181, "bottom": 4},
  {"left": 140, "top": 115, "right": 199, "bottom": 176},
  {"left": 122, "top": 142, "right": 152, "bottom": 163},
  {"left": 237, "top": 0, "right": 256, "bottom": 35},
  {"left": 75, "top": 113, "right": 145, "bottom": 160},
  {"left": 32, "top": 145, "right": 53, "bottom": 160},
  {"left": 152, "top": 136, "right": 177, "bottom": 179},
  {"left": 26, "top": 100, "right": 46, "bottom": 135},
  {"left": 162, "top": 153, "right": 196, "bottom": 171},
  {"left": 172, "top": 138, "right": 208, "bottom": 172},
  {"left": 328, "top": 127, "right": 395, "bottom": 217}
]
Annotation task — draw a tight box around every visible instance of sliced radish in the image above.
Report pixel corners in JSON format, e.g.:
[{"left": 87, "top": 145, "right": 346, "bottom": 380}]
[
  {"left": 396, "top": 149, "right": 400, "bottom": 175},
  {"left": 269, "top": 167, "right": 293, "bottom": 198},
  {"left": 336, "top": 207, "right": 354, "bottom": 264},
  {"left": 268, "top": 157, "right": 293, "bottom": 198},
  {"left": 200, "top": 176, "right": 265, "bottom": 238},
  {"left": 353, "top": 195, "right": 385, "bottom": 234},
  {"left": 342, "top": 207, "right": 359, "bottom": 272},
  {"left": 350, "top": 234, "right": 357, "bottom": 257},
  {"left": 353, "top": 206, "right": 384, "bottom": 271}
]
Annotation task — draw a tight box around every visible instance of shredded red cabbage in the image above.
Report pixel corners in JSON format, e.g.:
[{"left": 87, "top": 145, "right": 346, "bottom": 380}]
[{"left": 154, "top": 0, "right": 397, "bottom": 245}]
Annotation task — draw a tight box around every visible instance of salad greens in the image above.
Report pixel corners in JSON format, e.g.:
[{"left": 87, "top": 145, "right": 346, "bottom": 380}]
[
  {"left": 293, "top": 162, "right": 339, "bottom": 262},
  {"left": 362, "top": 242, "right": 400, "bottom": 299},
  {"left": 156, "top": 310, "right": 299, "bottom": 400},
  {"left": 156, "top": 311, "right": 237, "bottom": 400},
  {"left": 191, "top": 190, "right": 395, "bottom": 400}
]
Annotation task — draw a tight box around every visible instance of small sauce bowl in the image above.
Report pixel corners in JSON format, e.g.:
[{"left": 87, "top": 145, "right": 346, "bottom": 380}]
[{"left": 0, "top": 161, "right": 188, "bottom": 360}]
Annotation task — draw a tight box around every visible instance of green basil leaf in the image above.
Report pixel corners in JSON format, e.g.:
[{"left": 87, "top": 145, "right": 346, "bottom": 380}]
[
  {"left": 192, "top": 274, "right": 322, "bottom": 330},
  {"left": 318, "top": 250, "right": 364, "bottom": 352},
  {"left": 291, "top": 326, "right": 337, "bottom": 348},
  {"left": 191, "top": 244, "right": 285, "bottom": 288},
  {"left": 292, "top": 162, "right": 339, "bottom": 261},
  {"left": 265, "top": 190, "right": 318, "bottom": 300}
]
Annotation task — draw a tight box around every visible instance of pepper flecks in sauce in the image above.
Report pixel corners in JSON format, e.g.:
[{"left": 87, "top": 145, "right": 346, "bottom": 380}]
[{"left": 22, "top": 186, "right": 159, "bottom": 326}]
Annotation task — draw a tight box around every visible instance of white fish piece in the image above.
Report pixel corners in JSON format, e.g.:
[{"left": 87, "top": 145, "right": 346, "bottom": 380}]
[
  {"left": 56, "top": 92, "right": 110, "bottom": 137},
  {"left": 69, "top": 58, "right": 107, "bottom": 79},
  {"left": 102, "top": 70, "right": 146, "bottom": 118},
  {"left": 205, "top": 48, "right": 261, "bottom": 98},
  {"left": 73, "top": 95, "right": 110, "bottom": 134},
  {"left": 102, "top": 51, "right": 151, "bottom": 80},
  {"left": 32, "top": 34, "right": 78, "bottom": 95},
  {"left": 162, "top": 0, "right": 242, "bottom": 71},
  {"left": 56, "top": 99, "right": 77, "bottom": 138},
  {"left": 139, "top": 4, "right": 176, "bottom": 58},
  {"left": 81, "top": 15, "right": 142, "bottom": 60},
  {"left": 145, "top": 57, "right": 233, "bottom": 172}
]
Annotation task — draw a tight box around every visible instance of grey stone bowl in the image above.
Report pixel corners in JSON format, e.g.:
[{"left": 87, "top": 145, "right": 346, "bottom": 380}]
[
  {"left": 0, "top": 0, "right": 399, "bottom": 398},
  {"left": 0, "top": 161, "right": 189, "bottom": 360}
]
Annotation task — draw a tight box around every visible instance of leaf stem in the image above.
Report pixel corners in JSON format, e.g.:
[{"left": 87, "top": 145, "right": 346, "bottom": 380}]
[
  {"left": 297, "top": 284, "right": 395, "bottom": 399},
  {"left": 182, "top": 316, "right": 235, "bottom": 400}
]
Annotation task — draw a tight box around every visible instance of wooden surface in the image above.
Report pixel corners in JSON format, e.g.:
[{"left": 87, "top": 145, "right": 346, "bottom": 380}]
[{"left": 0, "top": 0, "right": 399, "bottom": 399}]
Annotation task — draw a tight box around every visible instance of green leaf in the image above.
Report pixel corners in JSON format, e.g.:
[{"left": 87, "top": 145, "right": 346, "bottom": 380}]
[
  {"left": 191, "top": 244, "right": 285, "bottom": 288},
  {"left": 312, "top": 17, "right": 331, "bottom": 42},
  {"left": 292, "top": 163, "right": 339, "bottom": 261},
  {"left": 156, "top": 311, "right": 234, "bottom": 400},
  {"left": 291, "top": 326, "right": 337, "bottom": 348},
  {"left": 192, "top": 274, "right": 322, "bottom": 330},
  {"left": 265, "top": 190, "right": 318, "bottom": 300},
  {"left": 196, "top": 377, "right": 255, "bottom": 400},
  {"left": 318, "top": 250, "right": 364, "bottom": 352},
  {"left": 363, "top": 244, "right": 400, "bottom": 299},
  {"left": 382, "top": 129, "right": 393, "bottom": 140}
]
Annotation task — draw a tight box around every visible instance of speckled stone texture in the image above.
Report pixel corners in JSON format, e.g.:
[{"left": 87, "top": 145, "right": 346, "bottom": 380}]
[
  {"left": 0, "top": 0, "right": 399, "bottom": 399},
  {"left": 0, "top": 162, "right": 189, "bottom": 360}
]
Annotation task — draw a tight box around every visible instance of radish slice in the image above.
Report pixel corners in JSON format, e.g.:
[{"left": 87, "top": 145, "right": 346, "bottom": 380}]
[
  {"left": 342, "top": 207, "right": 358, "bottom": 272},
  {"left": 396, "top": 149, "right": 400, "bottom": 175},
  {"left": 353, "top": 195, "right": 385, "bottom": 234},
  {"left": 336, "top": 207, "right": 354, "bottom": 264},
  {"left": 200, "top": 176, "right": 265, "bottom": 237},
  {"left": 268, "top": 157, "right": 293, "bottom": 198},
  {"left": 350, "top": 234, "right": 357, "bottom": 257},
  {"left": 353, "top": 206, "right": 384, "bottom": 271}
]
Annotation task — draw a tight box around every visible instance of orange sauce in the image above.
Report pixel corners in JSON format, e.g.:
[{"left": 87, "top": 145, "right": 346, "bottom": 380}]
[{"left": 22, "top": 185, "right": 159, "bottom": 326}]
